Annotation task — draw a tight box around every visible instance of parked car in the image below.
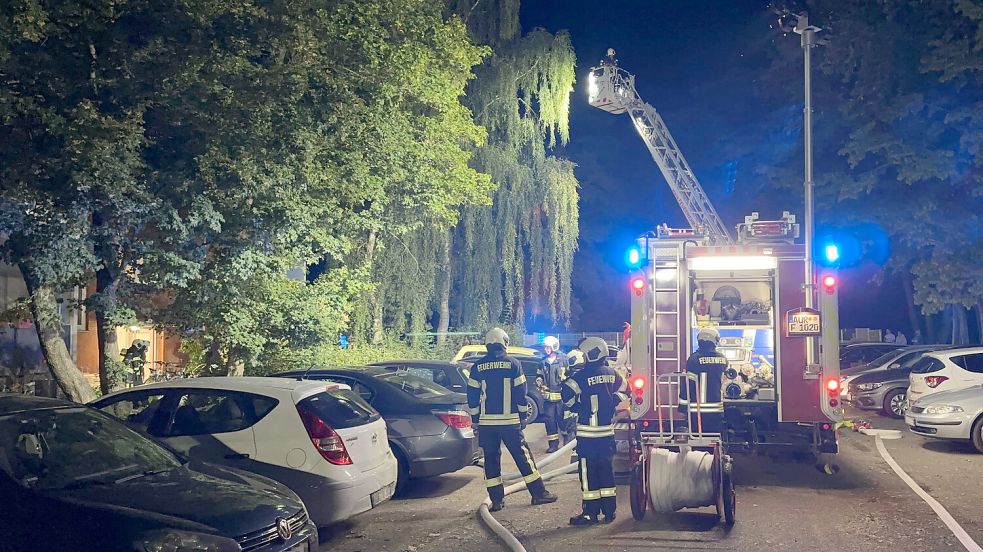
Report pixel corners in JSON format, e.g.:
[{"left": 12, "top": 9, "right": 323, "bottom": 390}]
[
  {"left": 0, "top": 394, "right": 317, "bottom": 552},
  {"left": 905, "top": 385, "right": 983, "bottom": 453},
  {"left": 839, "top": 342, "right": 905, "bottom": 370},
  {"left": 368, "top": 359, "right": 469, "bottom": 393},
  {"left": 459, "top": 354, "right": 548, "bottom": 422},
  {"left": 273, "top": 367, "right": 479, "bottom": 493},
  {"left": 452, "top": 344, "right": 541, "bottom": 361},
  {"left": 92, "top": 377, "right": 397, "bottom": 527},
  {"left": 908, "top": 347, "right": 983, "bottom": 407},
  {"left": 844, "top": 346, "right": 949, "bottom": 413}
]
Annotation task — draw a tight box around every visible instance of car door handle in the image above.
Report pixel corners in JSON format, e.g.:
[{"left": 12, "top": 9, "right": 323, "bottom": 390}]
[{"left": 224, "top": 453, "right": 250, "bottom": 460}]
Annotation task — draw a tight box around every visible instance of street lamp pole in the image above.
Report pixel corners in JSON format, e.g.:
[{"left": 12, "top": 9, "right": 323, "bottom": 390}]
[{"left": 793, "top": 13, "right": 822, "bottom": 369}]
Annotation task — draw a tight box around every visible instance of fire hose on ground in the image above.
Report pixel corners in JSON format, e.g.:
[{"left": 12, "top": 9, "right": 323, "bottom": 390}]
[{"left": 477, "top": 439, "right": 579, "bottom": 552}]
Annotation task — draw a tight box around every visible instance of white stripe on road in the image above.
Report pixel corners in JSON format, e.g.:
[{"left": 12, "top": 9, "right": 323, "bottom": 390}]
[{"left": 875, "top": 436, "right": 983, "bottom": 552}]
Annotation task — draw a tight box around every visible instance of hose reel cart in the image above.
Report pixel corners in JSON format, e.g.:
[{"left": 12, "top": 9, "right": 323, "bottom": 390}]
[{"left": 628, "top": 372, "right": 736, "bottom": 525}]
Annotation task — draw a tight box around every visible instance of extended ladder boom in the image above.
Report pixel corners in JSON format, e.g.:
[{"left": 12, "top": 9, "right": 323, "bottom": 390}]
[{"left": 589, "top": 53, "right": 733, "bottom": 245}]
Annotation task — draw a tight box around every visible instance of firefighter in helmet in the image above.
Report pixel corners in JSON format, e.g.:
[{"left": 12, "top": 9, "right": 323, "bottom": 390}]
[
  {"left": 538, "top": 335, "right": 568, "bottom": 453},
  {"left": 563, "top": 348, "right": 585, "bottom": 461},
  {"left": 467, "top": 328, "right": 557, "bottom": 511},
  {"left": 562, "top": 337, "right": 629, "bottom": 525},
  {"left": 681, "top": 327, "right": 727, "bottom": 433}
]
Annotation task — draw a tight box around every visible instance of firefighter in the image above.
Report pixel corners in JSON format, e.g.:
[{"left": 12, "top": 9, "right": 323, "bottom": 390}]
[
  {"left": 538, "top": 335, "right": 568, "bottom": 453},
  {"left": 467, "top": 328, "right": 558, "bottom": 512},
  {"left": 562, "top": 337, "right": 629, "bottom": 525},
  {"left": 563, "top": 348, "right": 585, "bottom": 462},
  {"left": 680, "top": 327, "right": 727, "bottom": 433}
]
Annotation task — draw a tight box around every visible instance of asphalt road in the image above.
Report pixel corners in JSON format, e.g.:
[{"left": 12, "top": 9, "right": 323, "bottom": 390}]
[{"left": 319, "top": 411, "right": 983, "bottom": 552}]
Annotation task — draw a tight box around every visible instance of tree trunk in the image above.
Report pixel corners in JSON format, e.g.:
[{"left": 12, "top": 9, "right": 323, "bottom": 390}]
[
  {"left": 365, "top": 230, "right": 384, "bottom": 345},
  {"left": 95, "top": 266, "right": 121, "bottom": 394},
  {"left": 952, "top": 305, "right": 970, "bottom": 345},
  {"left": 436, "top": 231, "right": 452, "bottom": 346},
  {"left": 20, "top": 267, "right": 96, "bottom": 403},
  {"left": 975, "top": 304, "right": 983, "bottom": 345},
  {"left": 901, "top": 271, "right": 921, "bottom": 336}
]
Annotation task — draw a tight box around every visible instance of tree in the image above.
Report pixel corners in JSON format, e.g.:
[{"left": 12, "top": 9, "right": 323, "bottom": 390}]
[
  {"left": 762, "top": 0, "right": 983, "bottom": 340},
  {"left": 2, "top": 0, "right": 493, "bottom": 392}
]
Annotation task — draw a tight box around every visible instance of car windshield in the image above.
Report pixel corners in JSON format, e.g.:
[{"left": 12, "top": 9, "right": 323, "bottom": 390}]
[
  {"left": 376, "top": 372, "right": 451, "bottom": 399},
  {"left": 866, "top": 350, "right": 902, "bottom": 369},
  {"left": 0, "top": 407, "right": 181, "bottom": 492}
]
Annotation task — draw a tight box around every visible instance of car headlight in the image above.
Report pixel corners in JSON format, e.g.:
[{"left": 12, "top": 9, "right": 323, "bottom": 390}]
[
  {"left": 137, "top": 530, "right": 240, "bottom": 552},
  {"left": 923, "top": 405, "right": 964, "bottom": 414},
  {"left": 856, "top": 382, "right": 883, "bottom": 391}
]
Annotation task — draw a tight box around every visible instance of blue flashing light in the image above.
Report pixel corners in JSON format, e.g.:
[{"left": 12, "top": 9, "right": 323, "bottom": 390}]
[
  {"left": 626, "top": 247, "right": 642, "bottom": 268},
  {"left": 824, "top": 244, "right": 840, "bottom": 263}
]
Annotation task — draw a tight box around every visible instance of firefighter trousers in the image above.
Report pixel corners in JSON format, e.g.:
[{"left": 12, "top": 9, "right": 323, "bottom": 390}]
[
  {"left": 576, "top": 436, "right": 616, "bottom": 517},
  {"left": 543, "top": 401, "right": 564, "bottom": 448},
  {"left": 479, "top": 424, "right": 547, "bottom": 503}
]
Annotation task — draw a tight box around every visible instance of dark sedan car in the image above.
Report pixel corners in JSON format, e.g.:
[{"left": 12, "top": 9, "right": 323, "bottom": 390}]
[
  {"left": 275, "top": 367, "right": 478, "bottom": 493},
  {"left": 0, "top": 394, "right": 316, "bottom": 552}
]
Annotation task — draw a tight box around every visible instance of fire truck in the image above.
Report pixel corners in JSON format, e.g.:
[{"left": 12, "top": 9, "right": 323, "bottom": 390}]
[{"left": 589, "top": 50, "right": 842, "bottom": 461}]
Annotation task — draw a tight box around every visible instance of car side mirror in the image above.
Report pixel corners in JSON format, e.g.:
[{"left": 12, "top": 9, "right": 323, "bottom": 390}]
[{"left": 889, "top": 363, "right": 901, "bottom": 370}]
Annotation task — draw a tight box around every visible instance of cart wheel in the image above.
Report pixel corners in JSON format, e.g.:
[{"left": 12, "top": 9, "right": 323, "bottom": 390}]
[
  {"left": 630, "top": 463, "right": 647, "bottom": 520},
  {"left": 722, "top": 456, "right": 736, "bottom": 526}
]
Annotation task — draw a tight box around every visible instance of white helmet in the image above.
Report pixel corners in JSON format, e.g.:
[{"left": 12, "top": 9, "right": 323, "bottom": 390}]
[
  {"left": 485, "top": 327, "right": 510, "bottom": 347},
  {"left": 567, "top": 350, "right": 585, "bottom": 367},
  {"left": 697, "top": 327, "right": 720, "bottom": 345},
  {"left": 543, "top": 336, "right": 560, "bottom": 350},
  {"left": 581, "top": 337, "right": 608, "bottom": 363}
]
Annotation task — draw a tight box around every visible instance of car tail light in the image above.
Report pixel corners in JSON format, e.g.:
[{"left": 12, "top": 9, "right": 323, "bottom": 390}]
[
  {"left": 924, "top": 376, "right": 949, "bottom": 388},
  {"left": 434, "top": 410, "right": 472, "bottom": 429},
  {"left": 297, "top": 406, "right": 352, "bottom": 465}
]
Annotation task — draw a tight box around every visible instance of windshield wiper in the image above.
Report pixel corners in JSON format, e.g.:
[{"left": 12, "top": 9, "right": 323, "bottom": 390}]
[
  {"left": 58, "top": 478, "right": 115, "bottom": 491},
  {"left": 114, "top": 469, "right": 171, "bottom": 484}
]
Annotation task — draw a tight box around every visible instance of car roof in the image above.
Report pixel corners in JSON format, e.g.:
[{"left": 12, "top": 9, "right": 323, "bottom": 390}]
[
  {"left": 367, "top": 359, "right": 459, "bottom": 368},
  {"left": 925, "top": 346, "right": 983, "bottom": 359},
  {"left": 279, "top": 366, "right": 389, "bottom": 377},
  {"left": 844, "top": 342, "right": 900, "bottom": 349},
  {"left": 95, "top": 376, "right": 334, "bottom": 401},
  {"left": 0, "top": 394, "right": 76, "bottom": 415}
]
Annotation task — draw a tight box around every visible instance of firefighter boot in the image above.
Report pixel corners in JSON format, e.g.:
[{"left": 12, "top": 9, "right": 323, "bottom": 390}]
[
  {"left": 569, "top": 510, "right": 599, "bottom": 526},
  {"left": 531, "top": 489, "right": 558, "bottom": 506},
  {"left": 489, "top": 499, "right": 506, "bottom": 512},
  {"left": 546, "top": 443, "right": 559, "bottom": 453}
]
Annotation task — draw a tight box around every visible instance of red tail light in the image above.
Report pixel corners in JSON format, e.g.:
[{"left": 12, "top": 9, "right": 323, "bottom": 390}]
[
  {"left": 631, "top": 376, "right": 645, "bottom": 404},
  {"left": 925, "top": 376, "right": 949, "bottom": 388},
  {"left": 434, "top": 410, "right": 472, "bottom": 429},
  {"left": 825, "top": 378, "right": 840, "bottom": 396},
  {"left": 297, "top": 406, "right": 352, "bottom": 465}
]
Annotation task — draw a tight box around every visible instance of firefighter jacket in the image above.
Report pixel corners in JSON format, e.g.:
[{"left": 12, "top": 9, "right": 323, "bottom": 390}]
[
  {"left": 680, "top": 345, "right": 727, "bottom": 413},
  {"left": 467, "top": 346, "right": 529, "bottom": 426},
  {"left": 537, "top": 353, "right": 568, "bottom": 402},
  {"left": 561, "top": 362, "right": 629, "bottom": 439}
]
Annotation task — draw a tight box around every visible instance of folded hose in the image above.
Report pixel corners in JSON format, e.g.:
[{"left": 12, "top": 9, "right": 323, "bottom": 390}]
[
  {"left": 478, "top": 438, "right": 578, "bottom": 552},
  {"left": 647, "top": 447, "right": 715, "bottom": 513}
]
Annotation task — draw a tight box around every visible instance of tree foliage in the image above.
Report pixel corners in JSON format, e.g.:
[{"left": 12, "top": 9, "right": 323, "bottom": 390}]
[
  {"left": 1, "top": 0, "right": 492, "bottom": 389},
  {"left": 765, "top": 0, "right": 983, "bottom": 332}
]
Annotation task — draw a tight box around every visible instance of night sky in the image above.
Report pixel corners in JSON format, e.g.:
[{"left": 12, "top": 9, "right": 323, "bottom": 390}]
[{"left": 520, "top": 0, "right": 909, "bottom": 334}]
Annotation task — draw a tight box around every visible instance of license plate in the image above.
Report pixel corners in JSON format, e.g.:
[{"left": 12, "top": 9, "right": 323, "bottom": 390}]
[
  {"left": 287, "top": 541, "right": 309, "bottom": 552},
  {"left": 371, "top": 482, "right": 395, "bottom": 506}
]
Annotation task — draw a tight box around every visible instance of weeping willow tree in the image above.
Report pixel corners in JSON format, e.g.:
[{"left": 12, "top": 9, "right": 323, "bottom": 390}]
[{"left": 363, "top": 0, "right": 580, "bottom": 344}]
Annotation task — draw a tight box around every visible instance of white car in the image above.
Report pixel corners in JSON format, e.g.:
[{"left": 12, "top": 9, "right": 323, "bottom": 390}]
[
  {"left": 908, "top": 347, "right": 983, "bottom": 407},
  {"left": 92, "top": 377, "right": 398, "bottom": 526},
  {"left": 905, "top": 385, "right": 983, "bottom": 453}
]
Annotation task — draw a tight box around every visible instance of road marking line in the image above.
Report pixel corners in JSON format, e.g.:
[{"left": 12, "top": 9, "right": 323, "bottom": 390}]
[{"left": 875, "top": 436, "right": 983, "bottom": 552}]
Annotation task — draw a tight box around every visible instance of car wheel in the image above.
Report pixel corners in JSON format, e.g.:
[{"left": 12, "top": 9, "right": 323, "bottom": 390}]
[
  {"left": 882, "top": 389, "right": 908, "bottom": 419},
  {"left": 972, "top": 416, "right": 983, "bottom": 454},
  {"left": 524, "top": 395, "right": 540, "bottom": 423},
  {"left": 393, "top": 446, "right": 410, "bottom": 495}
]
